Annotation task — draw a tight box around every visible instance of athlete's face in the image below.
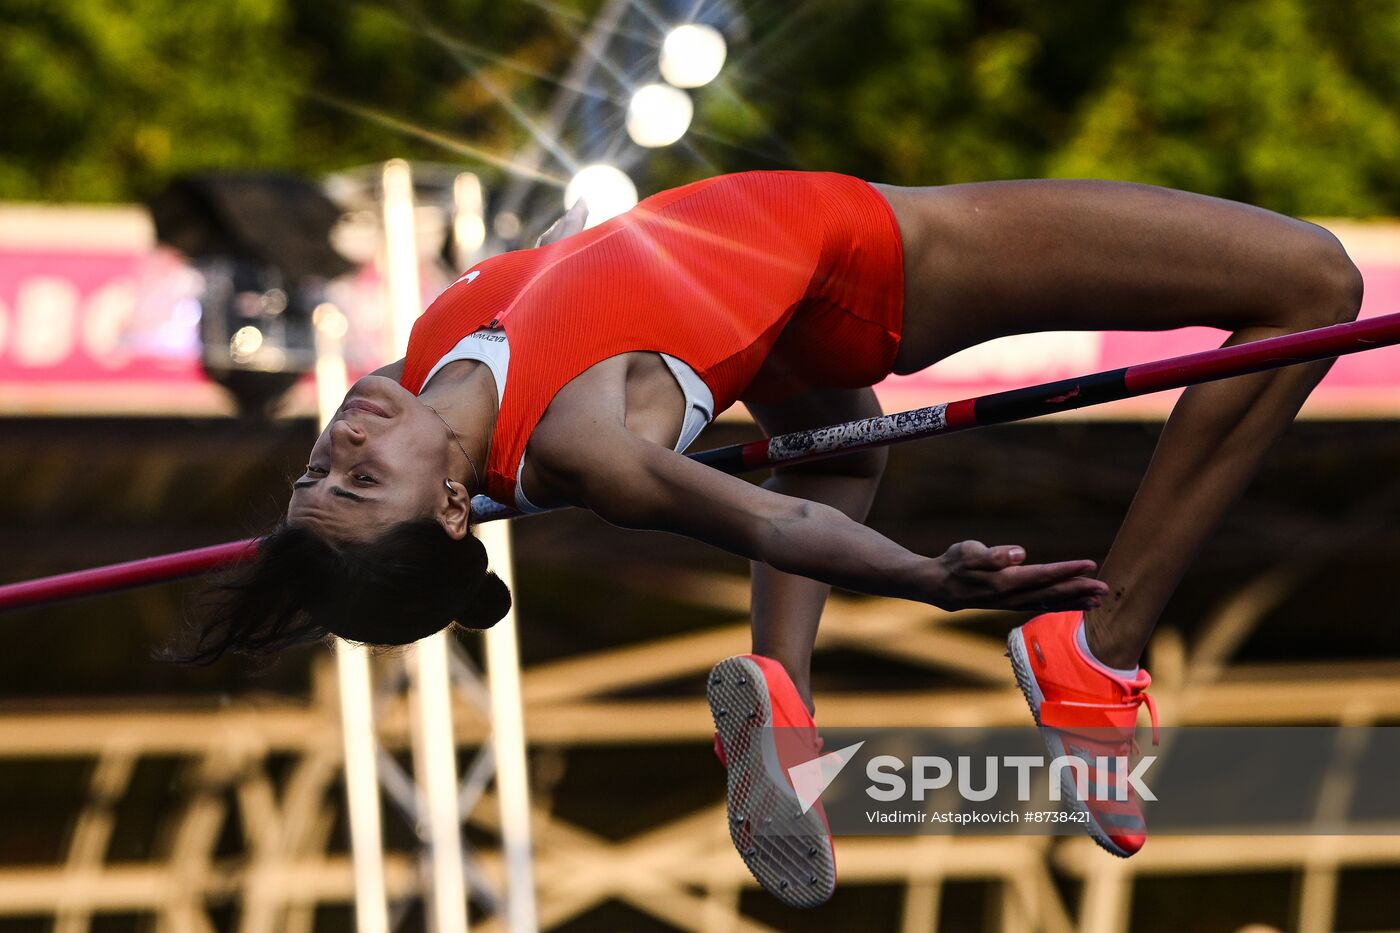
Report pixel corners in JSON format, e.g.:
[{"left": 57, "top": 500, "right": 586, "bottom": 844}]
[{"left": 287, "top": 375, "right": 461, "bottom": 542}]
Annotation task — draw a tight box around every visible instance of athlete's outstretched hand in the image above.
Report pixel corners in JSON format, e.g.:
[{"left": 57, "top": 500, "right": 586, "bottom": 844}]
[
  {"left": 933, "top": 541, "right": 1107, "bottom": 612},
  {"left": 537, "top": 199, "right": 589, "bottom": 247}
]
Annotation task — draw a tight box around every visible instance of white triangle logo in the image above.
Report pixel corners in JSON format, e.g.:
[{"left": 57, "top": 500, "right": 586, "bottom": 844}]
[
  {"left": 454, "top": 269, "right": 481, "bottom": 286},
  {"left": 787, "top": 741, "right": 865, "bottom": 814}
]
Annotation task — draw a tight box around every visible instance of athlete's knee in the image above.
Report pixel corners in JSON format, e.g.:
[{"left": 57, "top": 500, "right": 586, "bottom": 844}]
[
  {"left": 1317, "top": 227, "right": 1365, "bottom": 323},
  {"left": 1281, "top": 225, "right": 1364, "bottom": 330},
  {"left": 775, "top": 444, "right": 888, "bottom": 481},
  {"left": 830, "top": 444, "right": 888, "bottom": 480}
]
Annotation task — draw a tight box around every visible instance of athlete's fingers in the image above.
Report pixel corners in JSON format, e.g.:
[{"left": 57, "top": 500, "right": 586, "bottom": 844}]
[
  {"left": 996, "top": 565, "right": 1103, "bottom": 596},
  {"left": 992, "top": 560, "right": 1103, "bottom": 595},
  {"left": 936, "top": 541, "right": 1105, "bottom": 612},
  {"left": 954, "top": 542, "right": 1028, "bottom": 571},
  {"left": 995, "top": 578, "right": 1107, "bottom": 611},
  {"left": 937, "top": 551, "right": 1104, "bottom": 610},
  {"left": 945, "top": 540, "right": 995, "bottom": 571},
  {"left": 956, "top": 573, "right": 1104, "bottom": 611}
]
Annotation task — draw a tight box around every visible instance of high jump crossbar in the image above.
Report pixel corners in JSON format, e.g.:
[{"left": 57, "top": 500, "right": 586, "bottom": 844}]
[{"left": 2, "top": 310, "right": 1398, "bottom": 614}]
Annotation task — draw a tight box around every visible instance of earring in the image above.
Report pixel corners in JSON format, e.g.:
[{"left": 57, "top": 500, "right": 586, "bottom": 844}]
[{"left": 444, "top": 479, "right": 455, "bottom": 493}]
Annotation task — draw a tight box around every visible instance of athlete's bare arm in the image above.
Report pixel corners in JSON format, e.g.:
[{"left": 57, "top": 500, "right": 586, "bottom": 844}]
[{"left": 533, "top": 423, "right": 1108, "bottom": 612}]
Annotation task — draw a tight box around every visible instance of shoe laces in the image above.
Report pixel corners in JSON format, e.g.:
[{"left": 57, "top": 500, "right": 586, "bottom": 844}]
[
  {"left": 1141, "top": 690, "right": 1159, "bottom": 746},
  {"left": 1121, "top": 684, "right": 1159, "bottom": 750}
]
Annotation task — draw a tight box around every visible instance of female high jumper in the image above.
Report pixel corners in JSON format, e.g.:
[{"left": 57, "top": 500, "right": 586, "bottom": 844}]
[{"left": 179, "top": 171, "right": 1362, "bottom": 907}]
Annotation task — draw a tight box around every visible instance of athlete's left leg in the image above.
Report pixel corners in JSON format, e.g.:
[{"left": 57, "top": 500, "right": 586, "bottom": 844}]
[
  {"left": 744, "top": 385, "right": 889, "bottom": 713},
  {"left": 712, "top": 388, "right": 885, "bottom": 907},
  {"left": 873, "top": 179, "right": 1364, "bottom": 668}
]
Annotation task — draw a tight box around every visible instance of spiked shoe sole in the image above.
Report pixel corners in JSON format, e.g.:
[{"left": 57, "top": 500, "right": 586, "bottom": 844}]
[{"left": 707, "top": 656, "right": 837, "bottom": 907}]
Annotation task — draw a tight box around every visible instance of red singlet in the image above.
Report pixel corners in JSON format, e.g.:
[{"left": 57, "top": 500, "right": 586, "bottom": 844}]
[{"left": 400, "top": 170, "right": 905, "bottom": 506}]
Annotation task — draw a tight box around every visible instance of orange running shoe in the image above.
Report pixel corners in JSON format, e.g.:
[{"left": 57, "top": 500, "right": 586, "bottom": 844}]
[
  {"left": 1006, "top": 611, "right": 1159, "bottom": 857},
  {"left": 708, "top": 654, "right": 836, "bottom": 907}
]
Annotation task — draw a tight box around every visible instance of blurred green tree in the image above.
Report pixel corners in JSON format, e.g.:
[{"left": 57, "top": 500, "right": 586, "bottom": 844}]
[
  {"left": 1, "top": 0, "right": 1397, "bottom": 215},
  {"left": 1046, "top": 0, "right": 1400, "bottom": 215},
  {"left": 721, "top": 0, "right": 1400, "bottom": 215},
  {"left": 0, "top": 0, "right": 573, "bottom": 200},
  {"left": 0, "top": 0, "right": 303, "bottom": 201}
]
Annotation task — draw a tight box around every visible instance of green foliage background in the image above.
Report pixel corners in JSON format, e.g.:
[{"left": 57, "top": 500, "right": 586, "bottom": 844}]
[{"left": 2, "top": 0, "right": 1397, "bottom": 215}]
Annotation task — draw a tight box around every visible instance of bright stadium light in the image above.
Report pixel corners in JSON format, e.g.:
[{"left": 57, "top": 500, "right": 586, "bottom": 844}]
[
  {"left": 626, "top": 83, "right": 694, "bottom": 148},
  {"left": 229, "top": 325, "right": 264, "bottom": 363},
  {"left": 659, "top": 23, "right": 727, "bottom": 88},
  {"left": 564, "top": 164, "right": 638, "bottom": 227}
]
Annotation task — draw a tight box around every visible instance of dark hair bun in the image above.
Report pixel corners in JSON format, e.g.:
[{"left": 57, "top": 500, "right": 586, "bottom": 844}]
[
  {"left": 459, "top": 571, "right": 511, "bottom": 630},
  {"left": 165, "top": 519, "right": 513, "bottom": 664}
]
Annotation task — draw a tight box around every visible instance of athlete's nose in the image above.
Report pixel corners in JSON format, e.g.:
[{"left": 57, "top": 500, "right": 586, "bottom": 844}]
[{"left": 330, "top": 419, "right": 367, "bottom": 446}]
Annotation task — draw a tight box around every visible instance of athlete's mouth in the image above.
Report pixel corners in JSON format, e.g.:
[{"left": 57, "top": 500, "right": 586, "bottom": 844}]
[{"left": 345, "top": 398, "right": 391, "bottom": 418}]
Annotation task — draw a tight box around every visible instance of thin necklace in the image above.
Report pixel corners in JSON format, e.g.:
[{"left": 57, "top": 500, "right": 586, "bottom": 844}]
[{"left": 425, "top": 404, "right": 482, "bottom": 493}]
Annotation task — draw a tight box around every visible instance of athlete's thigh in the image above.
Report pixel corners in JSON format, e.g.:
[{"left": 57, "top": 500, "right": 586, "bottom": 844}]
[
  {"left": 745, "top": 385, "right": 886, "bottom": 476},
  {"left": 872, "top": 179, "right": 1337, "bottom": 374}
]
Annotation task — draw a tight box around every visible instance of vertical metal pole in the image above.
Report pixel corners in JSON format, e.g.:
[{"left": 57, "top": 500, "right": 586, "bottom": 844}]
[
  {"left": 452, "top": 163, "right": 535, "bottom": 930},
  {"left": 408, "top": 638, "right": 471, "bottom": 933},
  {"left": 381, "top": 159, "right": 423, "bottom": 358},
  {"left": 315, "top": 303, "right": 390, "bottom": 933},
  {"left": 477, "top": 519, "right": 538, "bottom": 933},
  {"left": 335, "top": 644, "right": 390, "bottom": 933},
  {"left": 383, "top": 158, "right": 471, "bottom": 933},
  {"left": 452, "top": 173, "right": 486, "bottom": 271}
]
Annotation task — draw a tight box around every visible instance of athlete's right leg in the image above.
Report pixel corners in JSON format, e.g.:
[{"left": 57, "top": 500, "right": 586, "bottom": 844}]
[
  {"left": 875, "top": 179, "right": 1363, "bottom": 668},
  {"left": 873, "top": 178, "right": 1361, "bottom": 856}
]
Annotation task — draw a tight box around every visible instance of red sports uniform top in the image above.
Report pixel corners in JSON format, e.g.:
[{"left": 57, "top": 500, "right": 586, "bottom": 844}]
[{"left": 400, "top": 170, "right": 904, "bottom": 507}]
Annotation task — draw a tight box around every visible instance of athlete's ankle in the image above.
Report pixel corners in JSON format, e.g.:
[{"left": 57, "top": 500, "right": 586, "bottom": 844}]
[
  {"left": 787, "top": 673, "right": 816, "bottom": 716},
  {"left": 1078, "top": 614, "right": 1143, "bottom": 677},
  {"left": 747, "top": 650, "right": 815, "bottom": 712}
]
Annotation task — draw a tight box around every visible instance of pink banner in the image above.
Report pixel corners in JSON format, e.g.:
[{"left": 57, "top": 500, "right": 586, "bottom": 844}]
[
  {"left": 0, "top": 205, "right": 404, "bottom": 415},
  {"left": 1, "top": 206, "right": 1396, "bottom": 419}
]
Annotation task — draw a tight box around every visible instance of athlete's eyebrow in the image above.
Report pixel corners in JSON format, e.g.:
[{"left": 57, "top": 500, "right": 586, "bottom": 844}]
[{"left": 291, "top": 479, "right": 375, "bottom": 503}]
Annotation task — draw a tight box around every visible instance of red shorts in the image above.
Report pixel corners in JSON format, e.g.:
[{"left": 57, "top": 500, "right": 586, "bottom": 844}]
[{"left": 738, "top": 175, "right": 906, "bottom": 404}]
